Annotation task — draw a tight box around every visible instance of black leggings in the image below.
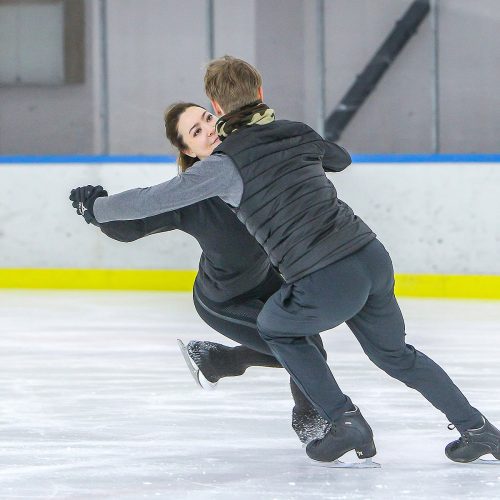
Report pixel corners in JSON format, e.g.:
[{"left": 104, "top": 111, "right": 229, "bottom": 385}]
[{"left": 193, "top": 269, "right": 327, "bottom": 410}]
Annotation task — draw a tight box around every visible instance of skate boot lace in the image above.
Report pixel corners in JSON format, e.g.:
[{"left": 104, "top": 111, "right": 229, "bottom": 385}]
[{"left": 447, "top": 423, "right": 471, "bottom": 444}]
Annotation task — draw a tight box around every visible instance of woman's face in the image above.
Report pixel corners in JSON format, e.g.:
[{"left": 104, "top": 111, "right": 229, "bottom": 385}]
[{"left": 177, "top": 106, "right": 221, "bottom": 160}]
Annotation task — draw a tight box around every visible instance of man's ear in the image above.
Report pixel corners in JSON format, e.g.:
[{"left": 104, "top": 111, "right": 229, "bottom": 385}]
[
  {"left": 210, "top": 99, "right": 225, "bottom": 116},
  {"left": 257, "top": 86, "right": 263, "bottom": 101}
]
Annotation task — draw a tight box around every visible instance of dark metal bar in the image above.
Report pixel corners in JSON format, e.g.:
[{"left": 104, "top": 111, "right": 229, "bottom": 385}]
[{"left": 324, "top": 0, "right": 430, "bottom": 141}]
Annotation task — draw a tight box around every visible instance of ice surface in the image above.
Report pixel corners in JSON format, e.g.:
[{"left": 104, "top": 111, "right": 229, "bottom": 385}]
[{"left": 0, "top": 291, "right": 499, "bottom": 499}]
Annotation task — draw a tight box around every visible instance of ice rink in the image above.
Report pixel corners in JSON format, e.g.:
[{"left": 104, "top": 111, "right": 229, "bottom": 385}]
[{"left": 0, "top": 291, "right": 499, "bottom": 500}]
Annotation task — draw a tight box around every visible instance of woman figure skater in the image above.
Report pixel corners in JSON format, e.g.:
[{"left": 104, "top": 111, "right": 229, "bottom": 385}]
[{"left": 70, "top": 102, "right": 351, "bottom": 444}]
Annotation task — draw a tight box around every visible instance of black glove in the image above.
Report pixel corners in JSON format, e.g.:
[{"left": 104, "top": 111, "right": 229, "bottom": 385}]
[{"left": 69, "top": 185, "right": 108, "bottom": 224}]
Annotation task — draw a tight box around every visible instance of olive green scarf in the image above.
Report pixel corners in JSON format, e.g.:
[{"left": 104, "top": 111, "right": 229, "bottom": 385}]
[{"left": 215, "top": 101, "right": 275, "bottom": 139}]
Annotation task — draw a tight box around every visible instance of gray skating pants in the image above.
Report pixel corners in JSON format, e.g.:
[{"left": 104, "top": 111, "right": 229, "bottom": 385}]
[{"left": 257, "top": 239, "right": 481, "bottom": 431}]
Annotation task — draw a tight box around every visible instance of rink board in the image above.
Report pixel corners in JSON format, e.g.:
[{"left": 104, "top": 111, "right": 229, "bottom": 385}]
[{"left": 0, "top": 155, "right": 499, "bottom": 299}]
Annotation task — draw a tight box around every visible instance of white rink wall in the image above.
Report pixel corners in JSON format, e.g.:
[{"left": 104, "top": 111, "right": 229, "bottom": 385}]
[
  {"left": 0, "top": 161, "right": 199, "bottom": 270},
  {"left": 0, "top": 159, "right": 499, "bottom": 274},
  {"left": 333, "top": 160, "right": 500, "bottom": 274}
]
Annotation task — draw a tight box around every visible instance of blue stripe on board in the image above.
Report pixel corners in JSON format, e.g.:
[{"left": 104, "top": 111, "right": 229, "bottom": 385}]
[
  {"left": 0, "top": 153, "right": 499, "bottom": 164},
  {"left": 351, "top": 154, "right": 500, "bottom": 163},
  {"left": 0, "top": 155, "right": 177, "bottom": 164}
]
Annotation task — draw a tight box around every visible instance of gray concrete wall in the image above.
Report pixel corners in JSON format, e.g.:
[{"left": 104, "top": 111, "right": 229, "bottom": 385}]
[
  {"left": 438, "top": 0, "right": 500, "bottom": 153},
  {"left": 254, "top": 0, "right": 307, "bottom": 123},
  {"left": 213, "top": 0, "right": 256, "bottom": 64},
  {"left": 0, "top": 1, "right": 499, "bottom": 155},
  {"left": 106, "top": 0, "right": 209, "bottom": 155},
  {"left": 324, "top": 0, "right": 435, "bottom": 153},
  {"left": 0, "top": 0, "right": 98, "bottom": 155}
]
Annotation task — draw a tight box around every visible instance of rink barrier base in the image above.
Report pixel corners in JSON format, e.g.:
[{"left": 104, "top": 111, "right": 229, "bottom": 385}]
[
  {"left": 0, "top": 269, "right": 196, "bottom": 292},
  {"left": 0, "top": 269, "right": 499, "bottom": 299}
]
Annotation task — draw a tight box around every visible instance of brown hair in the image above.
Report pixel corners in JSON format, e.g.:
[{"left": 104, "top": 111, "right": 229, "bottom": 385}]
[
  {"left": 164, "top": 102, "right": 202, "bottom": 172},
  {"left": 204, "top": 55, "right": 262, "bottom": 113}
]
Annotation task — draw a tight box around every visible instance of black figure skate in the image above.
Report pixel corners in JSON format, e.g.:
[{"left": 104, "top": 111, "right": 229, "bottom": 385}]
[
  {"left": 306, "top": 406, "right": 381, "bottom": 468},
  {"left": 446, "top": 417, "right": 500, "bottom": 465},
  {"left": 177, "top": 339, "right": 219, "bottom": 390},
  {"left": 292, "top": 407, "right": 330, "bottom": 445}
]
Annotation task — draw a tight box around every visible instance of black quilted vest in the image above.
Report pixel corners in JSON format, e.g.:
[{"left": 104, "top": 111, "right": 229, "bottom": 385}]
[{"left": 215, "top": 120, "right": 375, "bottom": 283}]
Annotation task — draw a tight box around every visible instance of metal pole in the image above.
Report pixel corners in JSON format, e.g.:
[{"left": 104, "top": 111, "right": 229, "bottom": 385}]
[
  {"left": 207, "top": 0, "right": 215, "bottom": 60},
  {"left": 431, "top": 0, "right": 440, "bottom": 153},
  {"left": 316, "top": 0, "right": 325, "bottom": 137},
  {"left": 99, "top": 0, "right": 109, "bottom": 155}
]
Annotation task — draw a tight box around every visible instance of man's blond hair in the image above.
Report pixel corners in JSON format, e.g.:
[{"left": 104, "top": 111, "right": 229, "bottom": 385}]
[{"left": 204, "top": 55, "right": 262, "bottom": 113}]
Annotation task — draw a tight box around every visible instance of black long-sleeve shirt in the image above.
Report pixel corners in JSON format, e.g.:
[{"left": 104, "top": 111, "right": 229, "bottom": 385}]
[{"left": 98, "top": 197, "right": 271, "bottom": 302}]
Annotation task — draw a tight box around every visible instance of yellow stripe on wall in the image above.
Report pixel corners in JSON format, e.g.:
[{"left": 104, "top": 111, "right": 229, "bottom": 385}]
[
  {"left": 0, "top": 269, "right": 196, "bottom": 291},
  {"left": 394, "top": 274, "right": 500, "bottom": 300},
  {"left": 0, "top": 269, "right": 498, "bottom": 299}
]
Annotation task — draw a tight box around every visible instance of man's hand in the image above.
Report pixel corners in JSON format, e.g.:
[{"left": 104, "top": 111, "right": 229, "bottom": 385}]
[{"left": 69, "top": 185, "right": 108, "bottom": 225}]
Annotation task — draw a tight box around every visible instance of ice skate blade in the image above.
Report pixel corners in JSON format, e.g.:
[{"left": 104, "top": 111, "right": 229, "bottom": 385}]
[
  {"left": 176, "top": 339, "right": 217, "bottom": 391},
  {"left": 470, "top": 458, "right": 500, "bottom": 465},
  {"left": 310, "top": 457, "right": 381, "bottom": 469}
]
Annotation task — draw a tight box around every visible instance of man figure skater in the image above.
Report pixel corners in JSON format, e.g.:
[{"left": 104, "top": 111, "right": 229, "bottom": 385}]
[{"left": 74, "top": 56, "right": 500, "bottom": 466}]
